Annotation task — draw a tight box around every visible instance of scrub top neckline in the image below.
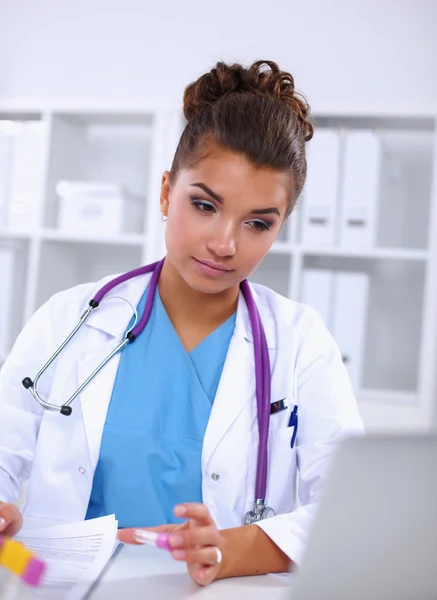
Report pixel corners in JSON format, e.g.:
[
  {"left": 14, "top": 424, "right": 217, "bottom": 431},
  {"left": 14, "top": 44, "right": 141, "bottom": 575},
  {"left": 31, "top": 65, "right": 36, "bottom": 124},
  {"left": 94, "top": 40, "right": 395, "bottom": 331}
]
[{"left": 155, "top": 289, "right": 237, "bottom": 356}]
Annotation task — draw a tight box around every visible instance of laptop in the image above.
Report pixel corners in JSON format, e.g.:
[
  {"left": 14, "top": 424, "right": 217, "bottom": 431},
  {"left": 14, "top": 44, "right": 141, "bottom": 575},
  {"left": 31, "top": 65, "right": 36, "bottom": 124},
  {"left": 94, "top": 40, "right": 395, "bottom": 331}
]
[{"left": 290, "top": 434, "right": 437, "bottom": 600}]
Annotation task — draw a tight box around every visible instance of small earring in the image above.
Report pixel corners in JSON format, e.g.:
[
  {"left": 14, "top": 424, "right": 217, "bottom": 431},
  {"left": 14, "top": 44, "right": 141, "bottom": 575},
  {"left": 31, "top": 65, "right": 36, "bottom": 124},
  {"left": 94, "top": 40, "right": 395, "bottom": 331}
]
[{"left": 161, "top": 212, "right": 168, "bottom": 222}]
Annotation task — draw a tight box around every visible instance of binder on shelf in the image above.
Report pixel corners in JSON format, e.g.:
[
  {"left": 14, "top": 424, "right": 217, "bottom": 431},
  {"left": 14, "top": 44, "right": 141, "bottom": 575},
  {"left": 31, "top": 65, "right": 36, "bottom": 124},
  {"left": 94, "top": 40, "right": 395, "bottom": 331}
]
[
  {"left": 0, "top": 121, "right": 45, "bottom": 230},
  {"left": 301, "top": 268, "right": 333, "bottom": 329},
  {"left": 339, "top": 130, "right": 381, "bottom": 247},
  {"left": 9, "top": 122, "right": 45, "bottom": 230},
  {"left": 331, "top": 271, "right": 369, "bottom": 391},
  {"left": 301, "top": 129, "right": 341, "bottom": 246},
  {"left": 0, "top": 245, "right": 15, "bottom": 357},
  {"left": 0, "top": 125, "right": 12, "bottom": 229}
]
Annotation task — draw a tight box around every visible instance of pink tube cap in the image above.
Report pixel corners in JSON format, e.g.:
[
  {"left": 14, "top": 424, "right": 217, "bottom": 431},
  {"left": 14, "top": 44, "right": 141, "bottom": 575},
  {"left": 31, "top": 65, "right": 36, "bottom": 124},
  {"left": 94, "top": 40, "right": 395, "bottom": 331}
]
[
  {"left": 22, "top": 557, "right": 46, "bottom": 587},
  {"left": 155, "top": 533, "right": 171, "bottom": 551}
]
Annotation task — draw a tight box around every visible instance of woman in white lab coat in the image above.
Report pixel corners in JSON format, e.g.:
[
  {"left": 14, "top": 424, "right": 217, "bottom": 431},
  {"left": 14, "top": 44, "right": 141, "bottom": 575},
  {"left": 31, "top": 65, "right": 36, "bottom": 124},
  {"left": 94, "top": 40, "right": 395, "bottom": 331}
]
[{"left": 0, "top": 60, "right": 363, "bottom": 586}]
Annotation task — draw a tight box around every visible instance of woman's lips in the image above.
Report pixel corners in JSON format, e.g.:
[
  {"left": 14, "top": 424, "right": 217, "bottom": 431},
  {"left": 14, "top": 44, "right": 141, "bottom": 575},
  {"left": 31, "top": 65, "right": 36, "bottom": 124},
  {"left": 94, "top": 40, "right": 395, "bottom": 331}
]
[{"left": 194, "top": 258, "right": 233, "bottom": 277}]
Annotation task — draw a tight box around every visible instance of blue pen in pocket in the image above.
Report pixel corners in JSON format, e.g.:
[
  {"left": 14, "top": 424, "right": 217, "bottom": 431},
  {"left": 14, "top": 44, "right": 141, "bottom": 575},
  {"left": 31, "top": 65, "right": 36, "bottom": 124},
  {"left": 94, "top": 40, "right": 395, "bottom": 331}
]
[{"left": 288, "top": 405, "right": 298, "bottom": 448}]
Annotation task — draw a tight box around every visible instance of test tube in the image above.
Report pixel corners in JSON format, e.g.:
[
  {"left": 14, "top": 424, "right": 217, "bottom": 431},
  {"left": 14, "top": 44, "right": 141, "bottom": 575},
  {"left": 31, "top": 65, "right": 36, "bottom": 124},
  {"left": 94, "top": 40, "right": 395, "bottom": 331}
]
[{"left": 0, "top": 536, "right": 46, "bottom": 600}]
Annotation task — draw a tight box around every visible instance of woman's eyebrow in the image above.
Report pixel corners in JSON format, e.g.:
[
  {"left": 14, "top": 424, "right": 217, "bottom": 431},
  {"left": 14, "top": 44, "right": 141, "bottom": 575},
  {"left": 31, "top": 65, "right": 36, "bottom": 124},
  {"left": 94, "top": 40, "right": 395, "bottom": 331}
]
[
  {"left": 190, "top": 182, "right": 281, "bottom": 216},
  {"left": 191, "top": 182, "right": 223, "bottom": 204},
  {"left": 250, "top": 207, "right": 281, "bottom": 216}
]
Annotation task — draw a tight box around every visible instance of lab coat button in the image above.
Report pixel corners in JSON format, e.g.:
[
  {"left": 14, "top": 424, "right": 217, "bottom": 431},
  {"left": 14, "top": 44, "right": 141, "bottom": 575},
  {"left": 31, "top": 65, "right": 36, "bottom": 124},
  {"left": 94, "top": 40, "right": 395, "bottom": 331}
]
[
  {"left": 211, "top": 473, "right": 220, "bottom": 481},
  {"left": 78, "top": 467, "right": 86, "bottom": 474}
]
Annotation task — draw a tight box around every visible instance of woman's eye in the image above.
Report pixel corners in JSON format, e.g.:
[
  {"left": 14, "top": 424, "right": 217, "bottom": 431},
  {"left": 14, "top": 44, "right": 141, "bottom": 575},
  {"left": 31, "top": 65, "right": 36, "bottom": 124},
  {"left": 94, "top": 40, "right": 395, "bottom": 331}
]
[
  {"left": 190, "top": 198, "right": 216, "bottom": 213},
  {"left": 249, "top": 220, "right": 271, "bottom": 232}
]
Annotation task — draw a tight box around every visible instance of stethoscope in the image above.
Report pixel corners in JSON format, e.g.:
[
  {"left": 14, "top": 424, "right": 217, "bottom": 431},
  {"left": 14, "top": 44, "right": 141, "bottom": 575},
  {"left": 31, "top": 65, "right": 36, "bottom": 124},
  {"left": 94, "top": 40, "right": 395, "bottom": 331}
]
[{"left": 22, "top": 258, "right": 275, "bottom": 525}]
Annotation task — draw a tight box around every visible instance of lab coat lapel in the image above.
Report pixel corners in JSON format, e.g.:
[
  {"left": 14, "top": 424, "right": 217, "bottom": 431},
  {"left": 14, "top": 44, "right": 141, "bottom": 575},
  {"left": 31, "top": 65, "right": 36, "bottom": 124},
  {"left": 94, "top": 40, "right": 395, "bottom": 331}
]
[
  {"left": 78, "top": 272, "right": 152, "bottom": 470},
  {"left": 77, "top": 341, "right": 122, "bottom": 471},
  {"left": 202, "top": 326, "right": 254, "bottom": 471},
  {"left": 202, "top": 286, "right": 275, "bottom": 470}
]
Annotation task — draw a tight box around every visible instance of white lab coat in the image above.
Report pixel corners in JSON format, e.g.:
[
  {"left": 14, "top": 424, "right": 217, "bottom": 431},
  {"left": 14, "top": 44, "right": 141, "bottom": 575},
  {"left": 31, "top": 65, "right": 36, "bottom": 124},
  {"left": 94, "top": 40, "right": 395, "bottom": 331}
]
[{"left": 0, "top": 271, "right": 363, "bottom": 565}]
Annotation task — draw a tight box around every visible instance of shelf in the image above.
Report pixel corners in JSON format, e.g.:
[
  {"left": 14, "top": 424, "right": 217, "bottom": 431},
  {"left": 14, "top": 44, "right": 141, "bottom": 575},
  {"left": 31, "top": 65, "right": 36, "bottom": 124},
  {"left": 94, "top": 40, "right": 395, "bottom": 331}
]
[
  {"left": 251, "top": 253, "right": 293, "bottom": 297},
  {"left": 0, "top": 107, "right": 435, "bottom": 433},
  {"left": 313, "top": 114, "right": 435, "bottom": 131},
  {"left": 40, "top": 229, "right": 146, "bottom": 247},
  {"left": 0, "top": 101, "right": 171, "bottom": 116},
  {"left": 1, "top": 103, "right": 434, "bottom": 126},
  {"left": 270, "top": 242, "right": 429, "bottom": 262},
  {"left": 52, "top": 110, "right": 154, "bottom": 126},
  {"left": 301, "top": 255, "right": 425, "bottom": 393},
  {"left": 0, "top": 240, "right": 30, "bottom": 358},
  {"left": 357, "top": 389, "right": 418, "bottom": 406},
  {"left": 0, "top": 228, "right": 148, "bottom": 247},
  {"left": 0, "top": 110, "right": 44, "bottom": 121},
  {"left": 36, "top": 238, "right": 143, "bottom": 308},
  {"left": 42, "top": 113, "right": 153, "bottom": 230},
  {"left": 270, "top": 241, "right": 294, "bottom": 254},
  {"left": 0, "top": 229, "right": 34, "bottom": 240},
  {"left": 300, "top": 246, "right": 429, "bottom": 261}
]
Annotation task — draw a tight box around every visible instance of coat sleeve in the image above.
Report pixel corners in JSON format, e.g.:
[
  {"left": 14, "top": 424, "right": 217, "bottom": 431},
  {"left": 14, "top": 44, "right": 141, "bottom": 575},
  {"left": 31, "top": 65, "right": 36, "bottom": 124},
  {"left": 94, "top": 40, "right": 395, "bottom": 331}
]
[
  {"left": 255, "top": 309, "right": 364, "bottom": 565},
  {"left": 0, "top": 292, "right": 73, "bottom": 504}
]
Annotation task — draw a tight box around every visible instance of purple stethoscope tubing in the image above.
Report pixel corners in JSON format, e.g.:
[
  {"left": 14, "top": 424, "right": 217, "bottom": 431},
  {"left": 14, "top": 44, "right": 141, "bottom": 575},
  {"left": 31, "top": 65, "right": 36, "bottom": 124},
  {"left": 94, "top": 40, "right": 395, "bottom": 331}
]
[
  {"left": 240, "top": 280, "right": 271, "bottom": 502},
  {"left": 22, "top": 257, "right": 272, "bottom": 520},
  {"left": 97, "top": 260, "right": 271, "bottom": 507}
]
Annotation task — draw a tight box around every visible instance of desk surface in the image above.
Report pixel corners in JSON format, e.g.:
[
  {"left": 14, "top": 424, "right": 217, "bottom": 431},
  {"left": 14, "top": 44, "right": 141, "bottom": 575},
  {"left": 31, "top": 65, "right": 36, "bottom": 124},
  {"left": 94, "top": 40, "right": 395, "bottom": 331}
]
[{"left": 90, "top": 544, "right": 293, "bottom": 600}]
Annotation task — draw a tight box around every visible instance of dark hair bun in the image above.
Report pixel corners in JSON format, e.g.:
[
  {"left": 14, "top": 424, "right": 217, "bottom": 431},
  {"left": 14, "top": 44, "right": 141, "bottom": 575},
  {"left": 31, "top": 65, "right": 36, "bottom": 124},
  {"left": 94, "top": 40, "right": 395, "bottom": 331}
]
[{"left": 183, "top": 60, "right": 313, "bottom": 141}]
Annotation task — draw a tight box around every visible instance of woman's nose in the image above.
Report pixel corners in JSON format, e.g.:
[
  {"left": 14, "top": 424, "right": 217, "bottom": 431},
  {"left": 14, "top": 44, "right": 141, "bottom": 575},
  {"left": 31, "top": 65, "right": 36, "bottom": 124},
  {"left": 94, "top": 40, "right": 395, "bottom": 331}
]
[{"left": 207, "top": 222, "right": 237, "bottom": 257}]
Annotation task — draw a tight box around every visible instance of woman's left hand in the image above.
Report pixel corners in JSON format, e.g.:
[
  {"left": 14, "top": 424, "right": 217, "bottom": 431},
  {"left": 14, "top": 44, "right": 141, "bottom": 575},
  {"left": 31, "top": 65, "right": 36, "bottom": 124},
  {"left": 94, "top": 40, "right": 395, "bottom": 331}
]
[
  {"left": 168, "top": 503, "right": 224, "bottom": 586},
  {"left": 118, "top": 503, "right": 224, "bottom": 587}
]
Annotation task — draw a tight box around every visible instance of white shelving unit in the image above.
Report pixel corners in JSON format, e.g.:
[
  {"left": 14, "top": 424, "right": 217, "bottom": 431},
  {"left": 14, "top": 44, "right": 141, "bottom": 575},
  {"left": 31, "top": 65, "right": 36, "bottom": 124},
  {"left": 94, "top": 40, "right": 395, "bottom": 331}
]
[{"left": 0, "top": 104, "right": 436, "bottom": 433}]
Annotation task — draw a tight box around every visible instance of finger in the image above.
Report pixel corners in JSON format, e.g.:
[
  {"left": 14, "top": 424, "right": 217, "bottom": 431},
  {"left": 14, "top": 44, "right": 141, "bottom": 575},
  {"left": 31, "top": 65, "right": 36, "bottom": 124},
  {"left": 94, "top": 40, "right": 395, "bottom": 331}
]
[
  {"left": 0, "top": 504, "right": 22, "bottom": 537},
  {"left": 174, "top": 503, "right": 213, "bottom": 524},
  {"left": 172, "top": 545, "right": 221, "bottom": 566},
  {"left": 191, "top": 564, "right": 217, "bottom": 587},
  {"left": 0, "top": 518, "right": 22, "bottom": 537},
  {"left": 118, "top": 524, "right": 181, "bottom": 545},
  {"left": 168, "top": 525, "right": 219, "bottom": 550}
]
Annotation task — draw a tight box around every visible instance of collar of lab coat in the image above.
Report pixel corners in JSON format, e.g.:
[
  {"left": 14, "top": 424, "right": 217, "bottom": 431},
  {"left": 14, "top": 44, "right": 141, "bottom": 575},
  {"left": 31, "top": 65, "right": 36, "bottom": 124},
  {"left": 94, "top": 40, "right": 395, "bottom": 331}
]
[{"left": 83, "top": 271, "right": 277, "bottom": 349}]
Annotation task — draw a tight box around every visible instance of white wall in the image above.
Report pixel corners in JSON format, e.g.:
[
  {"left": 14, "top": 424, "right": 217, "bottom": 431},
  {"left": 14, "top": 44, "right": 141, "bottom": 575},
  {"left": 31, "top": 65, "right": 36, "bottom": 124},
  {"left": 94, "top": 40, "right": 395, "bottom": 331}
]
[{"left": 0, "top": 0, "right": 436, "bottom": 115}]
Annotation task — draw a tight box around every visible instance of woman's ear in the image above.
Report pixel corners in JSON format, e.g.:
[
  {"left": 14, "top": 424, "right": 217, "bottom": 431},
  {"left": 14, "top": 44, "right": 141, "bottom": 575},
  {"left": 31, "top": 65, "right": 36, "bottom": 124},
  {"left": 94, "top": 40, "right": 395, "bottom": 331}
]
[{"left": 160, "top": 171, "right": 171, "bottom": 217}]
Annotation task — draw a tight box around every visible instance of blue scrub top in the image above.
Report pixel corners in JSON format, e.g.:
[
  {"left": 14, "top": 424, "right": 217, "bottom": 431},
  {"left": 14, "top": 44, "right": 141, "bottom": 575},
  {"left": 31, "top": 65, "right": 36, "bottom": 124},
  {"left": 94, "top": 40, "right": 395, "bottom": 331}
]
[{"left": 86, "top": 285, "right": 236, "bottom": 528}]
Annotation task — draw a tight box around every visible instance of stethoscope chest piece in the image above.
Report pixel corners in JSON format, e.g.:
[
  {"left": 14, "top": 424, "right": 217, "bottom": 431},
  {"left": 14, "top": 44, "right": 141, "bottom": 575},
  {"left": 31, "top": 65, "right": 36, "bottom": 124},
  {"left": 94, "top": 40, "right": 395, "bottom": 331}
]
[{"left": 243, "top": 500, "right": 276, "bottom": 525}]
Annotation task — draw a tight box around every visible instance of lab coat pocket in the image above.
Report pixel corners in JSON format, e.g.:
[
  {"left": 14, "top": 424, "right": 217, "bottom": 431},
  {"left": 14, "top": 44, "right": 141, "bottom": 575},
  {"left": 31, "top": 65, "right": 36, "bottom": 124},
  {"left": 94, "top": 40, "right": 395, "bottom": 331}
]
[
  {"left": 247, "top": 424, "right": 298, "bottom": 516},
  {"left": 269, "top": 398, "right": 297, "bottom": 431}
]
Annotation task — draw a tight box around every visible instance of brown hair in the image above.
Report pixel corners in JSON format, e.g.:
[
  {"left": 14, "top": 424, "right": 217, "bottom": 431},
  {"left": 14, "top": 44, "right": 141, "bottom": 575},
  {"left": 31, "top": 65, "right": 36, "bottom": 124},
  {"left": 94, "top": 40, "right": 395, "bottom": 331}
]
[{"left": 170, "top": 60, "right": 313, "bottom": 217}]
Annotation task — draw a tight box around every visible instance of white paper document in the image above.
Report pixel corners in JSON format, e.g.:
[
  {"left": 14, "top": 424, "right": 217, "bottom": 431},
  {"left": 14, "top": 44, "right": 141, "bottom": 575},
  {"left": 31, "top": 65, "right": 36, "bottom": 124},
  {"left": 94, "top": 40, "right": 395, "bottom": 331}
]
[{"left": 15, "top": 515, "right": 119, "bottom": 600}]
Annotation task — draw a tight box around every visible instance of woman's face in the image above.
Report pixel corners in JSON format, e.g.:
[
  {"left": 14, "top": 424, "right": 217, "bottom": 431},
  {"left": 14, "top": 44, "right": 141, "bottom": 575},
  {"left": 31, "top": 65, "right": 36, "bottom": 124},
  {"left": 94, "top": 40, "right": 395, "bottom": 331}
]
[{"left": 160, "top": 143, "right": 290, "bottom": 295}]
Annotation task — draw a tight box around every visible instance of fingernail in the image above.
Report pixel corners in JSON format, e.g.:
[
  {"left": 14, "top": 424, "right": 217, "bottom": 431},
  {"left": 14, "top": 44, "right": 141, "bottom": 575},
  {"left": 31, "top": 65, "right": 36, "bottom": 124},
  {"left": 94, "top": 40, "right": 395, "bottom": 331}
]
[
  {"left": 172, "top": 550, "right": 187, "bottom": 560},
  {"left": 197, "top": 570, "right": 204, "bottom": 582},
  {"left": 134, "top": 530, "right": 158, "bottom": 545},
  {"left": 175, "top": 505, "right": 187, "bottom": 517},
  {"left": 0, "top": 518, "right": 6, "bottom": 531},
  {"left": 169, "top": 534, "right": 184, "bottom": 548}
]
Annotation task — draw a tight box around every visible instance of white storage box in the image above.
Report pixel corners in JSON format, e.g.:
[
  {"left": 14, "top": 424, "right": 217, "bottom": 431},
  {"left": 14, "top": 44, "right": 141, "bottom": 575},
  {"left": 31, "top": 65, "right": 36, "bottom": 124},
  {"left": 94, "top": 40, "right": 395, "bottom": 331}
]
[{"left": 56, "top": 181, "right": 144, "bottom": 235}]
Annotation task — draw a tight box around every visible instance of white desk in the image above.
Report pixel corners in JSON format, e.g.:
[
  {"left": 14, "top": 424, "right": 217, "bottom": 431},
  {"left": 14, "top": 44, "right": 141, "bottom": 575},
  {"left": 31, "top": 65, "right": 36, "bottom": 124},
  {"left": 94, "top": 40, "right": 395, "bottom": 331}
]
[{"left": 89, "top": 544, "right": 293, "bottom": 599}]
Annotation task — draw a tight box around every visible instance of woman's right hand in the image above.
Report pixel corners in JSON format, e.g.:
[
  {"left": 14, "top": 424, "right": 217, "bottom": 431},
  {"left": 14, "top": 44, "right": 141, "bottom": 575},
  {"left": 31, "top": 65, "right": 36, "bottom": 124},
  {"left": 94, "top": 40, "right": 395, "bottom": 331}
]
[{"left": 0, "top": 501, "right": 23, "bottom": 537}]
